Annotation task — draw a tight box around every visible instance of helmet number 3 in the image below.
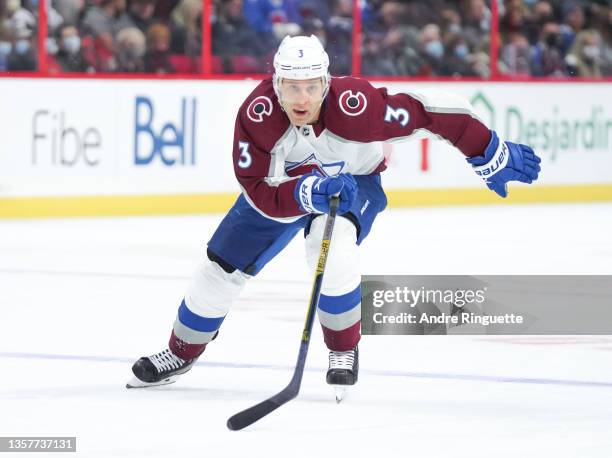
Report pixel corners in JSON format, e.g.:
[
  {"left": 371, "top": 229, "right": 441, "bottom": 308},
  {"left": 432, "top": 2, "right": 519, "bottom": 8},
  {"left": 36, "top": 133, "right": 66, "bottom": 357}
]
[
  {"left": 237, "top": 141, "right": 252, "bottom": 168},
  {"left": 298, "top": 49, "right": 304, "bottom": 58}
]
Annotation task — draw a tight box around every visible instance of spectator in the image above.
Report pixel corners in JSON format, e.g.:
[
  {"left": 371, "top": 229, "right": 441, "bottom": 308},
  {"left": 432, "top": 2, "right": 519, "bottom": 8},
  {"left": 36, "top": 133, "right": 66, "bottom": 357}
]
[
  {"left": 461, "top": 0, "right": 490, "bottom": 51},
  {"left": 212, "top": 0, "right": 269, "bottom": 70},
  {"left": 55, "top": 23, "right": 91, "bottom": 71},
  {"left": 8, "top": 0, "right": 36, "bottom": 35},
  {"left": 144, "top": 21, "right": 173, "bottom": 73},
  {"left": 531, "top": 21, "right": 565, "bottom": 76},
  {"left": 153, "top": 0, "right": 179, "bottom": 22},
  {"left": 242, "top": 0, "right": 299, "bottom": 41},
  {"left": 597, "top": 4, "right": 612, "bottom": 75},
  {"left": 418, "top": 23, "right": 444, "bottom": 75},
  {"left": 559, "top": 0, "right": 585, "bottom": 52},
  {"left": 0, "top": 25, "right": 12, "bottom": 71},
  {"left": 169, "top": 0, "right": 201, "bottom": 56},
  {"left": 439, "top": 32, "right": 479, "bottom": 76},
  {"left": 565, "top": 29, "right": 603, "bottom": 78},
  {"left": 7, "top": 25, "right": 36, "bottom": 70},
  {"left": 116, "top": 25, "right": 145, "bottom": 71},
  {"left": 53, "top": 0, "right": 85, "bottom": 26},
  {"left": 81, "top": 0, "right": 124, "bottom": 71},
  {"left": 326, "top": 0, "right": 352, "bottom": 75},
  {"left": 524, "top": 0, "right": 555, "bottom": 44},
  {"left": 115, "top": 0, "right": 154, "bottom": 35},
  {"left": 439, "top": 6, "right": 463, "bottom": 35},
  {"left": 500, "top": 31, "right": 531, "bottom": 75}
]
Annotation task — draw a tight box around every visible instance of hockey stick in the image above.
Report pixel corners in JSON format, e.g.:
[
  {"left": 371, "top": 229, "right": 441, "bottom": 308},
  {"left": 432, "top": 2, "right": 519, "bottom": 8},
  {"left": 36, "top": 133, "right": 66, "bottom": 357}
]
[{"left": 226, "top": 196, "right": 340, "bottom": 431}]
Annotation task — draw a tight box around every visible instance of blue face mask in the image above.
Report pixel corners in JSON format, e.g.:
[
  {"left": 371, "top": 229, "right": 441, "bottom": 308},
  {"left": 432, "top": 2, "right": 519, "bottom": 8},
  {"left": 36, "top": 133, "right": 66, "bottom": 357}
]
[
  {"left": 63, "top": 35, "right": 81, "bottom": 54},
  {"left": 425, "top": 40, "right": 444, "bottom": 59},
  {"left": 0, "top": 41, "right": 12, "bottom": 57},
  {"left": 46, "top": 37, "right": 58, "bottom": 55},
  {"left": 15, "top": 39, "right": 31, "bottom": 55},
  {"left": 30, "top": 0, "right": 39, "bottom": 8},
  {"left": 455, "top": 44, "right": 469, "bottom": 59}
]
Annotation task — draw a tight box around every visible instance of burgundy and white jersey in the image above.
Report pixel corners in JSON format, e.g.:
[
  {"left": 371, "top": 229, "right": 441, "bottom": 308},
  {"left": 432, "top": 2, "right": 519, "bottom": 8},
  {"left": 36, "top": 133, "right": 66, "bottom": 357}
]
[{"left": 232, "top": 76, "right": 491, "bottom": 222}]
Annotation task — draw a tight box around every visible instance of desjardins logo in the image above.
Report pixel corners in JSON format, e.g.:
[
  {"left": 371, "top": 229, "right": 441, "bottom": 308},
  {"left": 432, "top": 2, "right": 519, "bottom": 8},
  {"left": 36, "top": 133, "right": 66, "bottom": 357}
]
[{"left": 470, "top": 92, "right": 611, "bottom": 161}]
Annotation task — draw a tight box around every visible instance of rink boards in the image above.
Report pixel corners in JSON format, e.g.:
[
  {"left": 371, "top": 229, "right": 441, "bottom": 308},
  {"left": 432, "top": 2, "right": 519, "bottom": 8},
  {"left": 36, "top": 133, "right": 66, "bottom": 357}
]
[{"left": 0, "top": 78, "right": 611, "bottom": 218}]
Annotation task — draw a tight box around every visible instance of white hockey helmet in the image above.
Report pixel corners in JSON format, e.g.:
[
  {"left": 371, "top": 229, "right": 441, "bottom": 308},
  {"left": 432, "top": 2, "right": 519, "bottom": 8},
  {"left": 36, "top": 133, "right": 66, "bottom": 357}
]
[{"left": 273, "top": 35, "right": 331, "bottom": 100}]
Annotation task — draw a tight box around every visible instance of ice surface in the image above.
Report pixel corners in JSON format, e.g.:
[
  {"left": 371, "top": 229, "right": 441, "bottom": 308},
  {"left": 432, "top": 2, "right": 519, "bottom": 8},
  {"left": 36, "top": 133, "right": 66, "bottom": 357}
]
[{"left": 1, "top": 203, "right": 612, "bottom": 457}]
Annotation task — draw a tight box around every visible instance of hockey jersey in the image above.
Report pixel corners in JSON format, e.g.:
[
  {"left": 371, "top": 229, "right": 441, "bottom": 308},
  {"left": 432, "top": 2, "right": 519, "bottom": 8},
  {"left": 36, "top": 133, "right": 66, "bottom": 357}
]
[{"left": 232, "top": 76, "right": 491, "bottom": 221}]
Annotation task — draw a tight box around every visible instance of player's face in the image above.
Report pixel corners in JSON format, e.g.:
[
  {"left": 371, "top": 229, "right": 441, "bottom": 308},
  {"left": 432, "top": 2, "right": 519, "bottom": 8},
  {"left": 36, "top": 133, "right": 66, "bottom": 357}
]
[{"left": 279, "top": 78, "right": 325, "bottom": 125}]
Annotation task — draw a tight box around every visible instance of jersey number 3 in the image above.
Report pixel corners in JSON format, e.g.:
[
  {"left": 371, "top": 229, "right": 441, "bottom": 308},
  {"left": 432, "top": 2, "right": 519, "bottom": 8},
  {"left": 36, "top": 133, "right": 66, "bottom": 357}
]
[
  {"left": 237, "top": 141, "right": 252, "bottom": 169},
  {"left": 384, "top": 105, "right": 410, "bottom": 127}
]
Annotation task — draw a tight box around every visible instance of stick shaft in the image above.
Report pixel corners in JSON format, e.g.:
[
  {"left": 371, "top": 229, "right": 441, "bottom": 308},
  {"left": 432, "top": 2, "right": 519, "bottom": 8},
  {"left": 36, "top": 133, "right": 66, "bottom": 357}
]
[{"left": 226, "top": 197, "right": 340, "bottom": 431}]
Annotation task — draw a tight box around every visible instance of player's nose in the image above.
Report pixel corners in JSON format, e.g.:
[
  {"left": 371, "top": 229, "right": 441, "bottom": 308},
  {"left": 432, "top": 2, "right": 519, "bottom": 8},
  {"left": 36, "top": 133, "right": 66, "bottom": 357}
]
[{"left": 295, "top": 88, "right": 311, "bottom": 104}]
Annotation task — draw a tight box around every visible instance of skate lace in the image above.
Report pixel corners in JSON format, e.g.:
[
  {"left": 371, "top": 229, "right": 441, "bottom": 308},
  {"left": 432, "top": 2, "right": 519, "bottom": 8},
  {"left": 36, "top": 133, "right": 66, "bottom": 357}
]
[
  {"left": 149, "top": 349, "right": 186, "bottom": 373},
  {"left": 329, "top": 349, "right": 355, "bottom": 371}
]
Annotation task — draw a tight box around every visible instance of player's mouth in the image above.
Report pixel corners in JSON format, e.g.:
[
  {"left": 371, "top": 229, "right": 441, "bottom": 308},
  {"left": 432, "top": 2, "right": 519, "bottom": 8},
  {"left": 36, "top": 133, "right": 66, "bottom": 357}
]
[{"left": 293, "top": 108, "right": 308, "bottom": 118}]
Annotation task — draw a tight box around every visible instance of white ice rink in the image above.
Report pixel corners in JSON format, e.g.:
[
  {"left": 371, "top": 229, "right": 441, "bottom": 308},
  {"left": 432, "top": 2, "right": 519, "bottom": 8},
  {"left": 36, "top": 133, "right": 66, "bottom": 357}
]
[{"left": 1, "top": 203, "right": 612, "bottom": 457}]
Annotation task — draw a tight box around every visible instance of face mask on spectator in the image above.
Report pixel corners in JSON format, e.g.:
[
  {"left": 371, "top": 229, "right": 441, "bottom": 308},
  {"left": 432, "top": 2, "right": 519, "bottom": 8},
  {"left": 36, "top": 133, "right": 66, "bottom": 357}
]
[
  {"left": 545, "top": 33, "right": 561, "bottom": 48},
  {"left": 0, "top": 41, "right": 12, "bottom": 57},
  {"left": 63, "top": 35, "right": 81, "bottom": 54},
  {"left": 455, "top": 44, "right": 469, "bottom": 59},
  {"left": 425, "top": 41, "right": 444, "bottom": 59},
  {"left": 15, "top": 39, "right": 31, "bottom": 55},
  {"left": 46, "top": 37, "right": 58, "bottom": 55},
  {"left": 582, "top": 45, "right": 600, "bottom": 61}
]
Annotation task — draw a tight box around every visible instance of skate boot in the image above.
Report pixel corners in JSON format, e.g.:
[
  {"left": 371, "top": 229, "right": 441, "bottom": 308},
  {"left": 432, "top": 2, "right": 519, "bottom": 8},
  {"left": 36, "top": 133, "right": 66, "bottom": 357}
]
[
  {"left": 326, "top": 346, "right": 358, "bottom": 403},
  {"left": 126, "top": 348, "right": 197, "bottom": 389}
]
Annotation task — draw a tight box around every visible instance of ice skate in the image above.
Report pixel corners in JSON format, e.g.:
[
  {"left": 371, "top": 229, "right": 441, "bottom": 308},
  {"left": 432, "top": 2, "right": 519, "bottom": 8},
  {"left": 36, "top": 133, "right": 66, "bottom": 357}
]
[
  {"left": 126, "top": 348, "right": 197, "bottom": 389},
  {"left": 326, "top": 346, "right": 358, "bottom": 403}
]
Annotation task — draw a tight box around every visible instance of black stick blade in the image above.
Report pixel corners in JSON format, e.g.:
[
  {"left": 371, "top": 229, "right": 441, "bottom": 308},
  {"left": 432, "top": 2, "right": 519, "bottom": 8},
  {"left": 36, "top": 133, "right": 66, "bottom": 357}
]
[{"left": 227, "top": 389, "right": 297, "bottom": 431}]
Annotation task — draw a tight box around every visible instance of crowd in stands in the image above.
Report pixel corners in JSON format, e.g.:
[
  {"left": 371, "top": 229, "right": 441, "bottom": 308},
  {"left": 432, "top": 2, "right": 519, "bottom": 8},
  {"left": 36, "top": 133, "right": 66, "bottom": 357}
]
[
  {"left": 0, "top": 0, "right": 610, "bottom": 77},
  {"left": 499, "top": 0, "right": 612, "bottom": 77},
  {"left": 0, "top": 0, "right": 203, "bottom": 73},
  {"left": 212, "top": 0, "right": 352, "bottom": 74},
  {"left": 361, "top": 0, "right": 492, "bottom": 76}
]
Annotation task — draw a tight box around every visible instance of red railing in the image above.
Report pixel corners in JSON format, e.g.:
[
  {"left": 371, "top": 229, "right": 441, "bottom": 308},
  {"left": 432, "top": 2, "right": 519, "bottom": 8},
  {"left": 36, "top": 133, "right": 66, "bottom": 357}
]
[{"left": 1, "top": 0, "right": 611, "bottom": 82}]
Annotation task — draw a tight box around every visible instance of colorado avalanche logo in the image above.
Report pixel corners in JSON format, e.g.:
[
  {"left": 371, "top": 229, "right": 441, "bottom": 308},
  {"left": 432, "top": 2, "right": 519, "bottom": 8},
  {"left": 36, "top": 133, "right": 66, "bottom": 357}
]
[
  {"left": 339, "top": 90, "right": 367, "bottom": 116},
  {"left": 246, "top": 96, "right": 273, "bottom": 123},
  {"left": 285, "top": 154, "right": 345, "bottom": 177}
]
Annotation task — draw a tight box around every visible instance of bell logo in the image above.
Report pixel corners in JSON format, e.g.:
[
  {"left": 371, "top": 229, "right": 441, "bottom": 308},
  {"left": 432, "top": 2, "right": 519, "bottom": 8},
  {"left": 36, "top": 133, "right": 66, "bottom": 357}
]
[{"left": 134, "top": 96, "right": 197, "bottom": 166}]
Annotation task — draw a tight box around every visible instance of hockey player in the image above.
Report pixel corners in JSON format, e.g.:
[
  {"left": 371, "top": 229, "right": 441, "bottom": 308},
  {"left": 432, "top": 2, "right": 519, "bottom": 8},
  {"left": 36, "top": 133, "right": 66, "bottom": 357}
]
[{"left": 127, "top": 35, "right": 541, "bottom": 389}]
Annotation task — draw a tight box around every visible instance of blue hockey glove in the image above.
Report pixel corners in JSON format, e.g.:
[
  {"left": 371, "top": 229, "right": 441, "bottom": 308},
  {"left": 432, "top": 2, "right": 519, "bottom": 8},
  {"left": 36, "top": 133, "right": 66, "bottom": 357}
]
[
  {"left": 295, "top": 171, "right": 358, "bottom": 214},
  {"left": 467, "top": 131, "right": 542, "bottom": 198}
]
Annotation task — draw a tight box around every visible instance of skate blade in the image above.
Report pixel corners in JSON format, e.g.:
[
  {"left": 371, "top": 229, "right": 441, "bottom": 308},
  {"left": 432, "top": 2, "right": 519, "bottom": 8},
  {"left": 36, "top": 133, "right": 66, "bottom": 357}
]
[
  {"left": 125, "top": 375, "right": 178, "bottom": 389},
  {"left": 333, "top": 386, "right": 348, "bottom": 404}
]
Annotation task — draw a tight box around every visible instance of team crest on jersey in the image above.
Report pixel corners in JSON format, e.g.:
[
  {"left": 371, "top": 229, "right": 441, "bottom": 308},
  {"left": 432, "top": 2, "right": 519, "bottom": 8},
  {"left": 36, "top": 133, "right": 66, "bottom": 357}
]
[
  {"left": 339, "top": 90, "right": 367, "bottom": 117},
  {"left": 246, "top": 96, "right": 273, "bottom": 123},
  {"left": 285, "top": 154, "right": 345, "bottom": 177}
]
